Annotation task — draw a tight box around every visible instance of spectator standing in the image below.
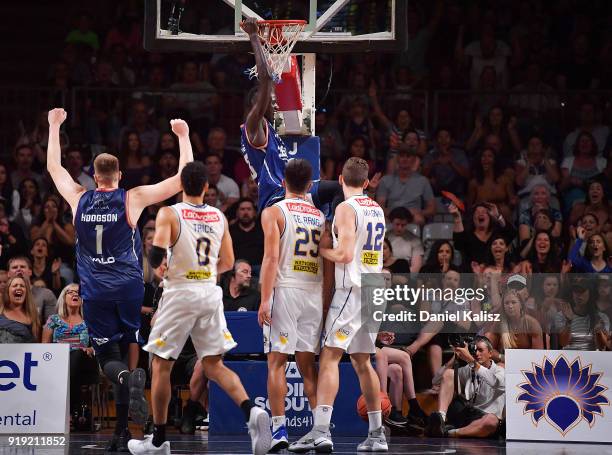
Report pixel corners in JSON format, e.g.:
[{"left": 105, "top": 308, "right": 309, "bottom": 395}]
[
  {"left": 376, "top": 149, "right": 435, "bottom": 224},
  {"left": 30, "top": 237, "right": 64, "bottom": 295}
]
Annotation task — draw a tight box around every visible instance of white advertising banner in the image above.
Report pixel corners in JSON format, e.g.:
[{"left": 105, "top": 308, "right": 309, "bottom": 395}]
[
  {"left": 506, "top": 349, "right": 612, "bottom": 443},
  {"left": 0, "top": 344, "right": 69, "bottom": 434}
]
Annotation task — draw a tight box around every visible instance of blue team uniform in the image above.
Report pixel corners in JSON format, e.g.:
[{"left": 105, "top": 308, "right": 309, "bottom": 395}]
[
  {"left": 74, "top": 188, "right": 144, "bottom": 351},
  {"left": 240, "top": 120, "right": 322, "bottom": 212}
]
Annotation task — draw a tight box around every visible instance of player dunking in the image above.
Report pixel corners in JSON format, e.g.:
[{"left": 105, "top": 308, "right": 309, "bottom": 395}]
[
  {"left": 290, "top": 157, "right": 388, "bottom": 453},
  {"left": 259, "top": 159, "right": 326, "bottom": 451},
  {"left": 46, "top": 109, "right": 193, "bottom": 451},
  {"left": 128, "top": 161, "right": 272, "bottom": 455},
  {"left": 240, "top": 18, "right": 370, "bottom": 216}
]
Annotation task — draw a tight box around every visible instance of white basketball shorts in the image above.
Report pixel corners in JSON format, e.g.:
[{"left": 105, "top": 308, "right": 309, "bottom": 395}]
[
  {"left": 322, "top": 286, "right": 377, "bottom": 354},
  {"left": 264, "top": 286, "right": 323, "bottom": 355},
  {"left": 145, "top": 284, "right": 237, "bottom": 360}
]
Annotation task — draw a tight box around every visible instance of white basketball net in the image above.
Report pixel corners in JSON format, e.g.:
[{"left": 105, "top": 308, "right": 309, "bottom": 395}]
[{"left": 247, "top": 21, "right": 306, "bottom": 83}]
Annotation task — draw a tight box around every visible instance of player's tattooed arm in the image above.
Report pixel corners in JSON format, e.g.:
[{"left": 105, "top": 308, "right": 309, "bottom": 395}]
[
  {"left": 319, "top": 204, "right": 357, "bottom": 264},
  {"left": 241, "top": 17, "right": 273, "bottom": 148},
  {"left": 258, "top": 206, "right": 283, "bottom": 326},
  {"left": 46, "top": 108, "right": 85, "bottom": 215}
]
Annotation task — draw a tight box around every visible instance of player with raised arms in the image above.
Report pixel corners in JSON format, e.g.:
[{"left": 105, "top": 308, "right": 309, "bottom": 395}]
[
  {"left": 258, "top": 158, "right": 326, "bottom": 451},
  {"left": 127, "top": 161, "right": 272, "bottom": 455},
  {"left": 239, "top": 18, "right": 379, "bottom": 216},
  {"left": 290, "top": 157, "right": 388, "bottom": 453},
  {"left": 46, "top": 108, "right": 193, "bottom": 451}
]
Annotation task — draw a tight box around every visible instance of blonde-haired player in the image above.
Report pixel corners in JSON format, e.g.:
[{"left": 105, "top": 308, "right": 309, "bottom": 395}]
[
  {"left": 258, "top": 159, "right": 326, "bottom": 451},
  {"left": 290, "top": 157, "right": 388, "bottom": 453}
]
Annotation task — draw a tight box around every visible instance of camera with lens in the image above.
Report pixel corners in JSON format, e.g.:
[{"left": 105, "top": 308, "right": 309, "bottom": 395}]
[{"left": 448, "top": 334, "right": 477, "bottom": 357}]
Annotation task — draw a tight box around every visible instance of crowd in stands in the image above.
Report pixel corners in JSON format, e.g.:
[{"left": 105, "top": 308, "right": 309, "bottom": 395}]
[{"left": 1, "top": 0, "right": 612, "bottom": 436}]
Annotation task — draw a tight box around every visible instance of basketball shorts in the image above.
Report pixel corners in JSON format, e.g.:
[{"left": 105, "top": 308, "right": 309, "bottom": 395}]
[
  {"left": 83, "top": 297, "right": 143, "bottom": 354},
  {"left": 264, "top": 287, "right": 323, "bottom": 355},
  {"left": 144, "top": 284, "right": 237, "bottom": 360},
  {"left": 322, "top": 286, "right": 377, "bottom": 354}
]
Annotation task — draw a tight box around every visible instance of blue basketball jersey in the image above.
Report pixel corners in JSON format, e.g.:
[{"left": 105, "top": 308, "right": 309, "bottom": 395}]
[
  {"left": 240, "top": 120, "right": 288, "bottom": 211},
  {"left": 74, "top": 189, "right": 143, "bottom": 301}
]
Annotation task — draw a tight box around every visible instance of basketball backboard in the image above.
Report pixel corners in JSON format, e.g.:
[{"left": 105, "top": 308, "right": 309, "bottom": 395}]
[{"left": 144, "top": 0, "right": 406, "bottom": 54}]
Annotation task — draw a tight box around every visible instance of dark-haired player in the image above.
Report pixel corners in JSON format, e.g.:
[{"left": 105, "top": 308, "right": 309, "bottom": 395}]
[
  {"left": 46, "top": 108, "right": 193, "bottom": 451},
  {"left": 290, "top": 157, "right": 387, "bottom": 453},
  {"left": 259, "top": 159, "right": 325, "bottom": 451},
  {"left": 239, "top": 18, "right": 379, "bottom": 216},
  {"left": 128, "top": 161, "right": 271, "bottom": 455}
]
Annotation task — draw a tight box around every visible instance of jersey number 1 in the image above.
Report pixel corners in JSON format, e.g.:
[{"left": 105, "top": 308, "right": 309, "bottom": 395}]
[{"left": 95, "top": 224, "right": 103, "bottom": 255}]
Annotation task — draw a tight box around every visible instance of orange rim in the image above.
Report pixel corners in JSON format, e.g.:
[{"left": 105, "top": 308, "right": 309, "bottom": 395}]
[{"left": 257, "top": 20, "right": 306, "bottom": 45}]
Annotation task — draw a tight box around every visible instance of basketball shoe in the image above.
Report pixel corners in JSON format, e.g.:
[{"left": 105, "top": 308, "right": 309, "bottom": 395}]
[
  {"left": 357, "top": 426, "right": 388, "bottom": 452},
  {"left": 288, "top": 426, "right": 333, "bottom": 453},
  {"left": 247, "top": 406, "right": 272, "bottom": 455},
  {"left": 269, "top": 424, "right": 289, "bottom": 452}
]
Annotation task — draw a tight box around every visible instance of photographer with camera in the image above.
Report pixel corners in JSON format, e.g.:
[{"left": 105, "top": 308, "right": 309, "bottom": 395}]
[{"left": 426, "top": 336, "right": 505, "bottom": 439}]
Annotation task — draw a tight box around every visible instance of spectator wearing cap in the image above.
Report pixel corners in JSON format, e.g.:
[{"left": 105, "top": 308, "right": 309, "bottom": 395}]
[
  {"left": 222, "top": 260, "right": 260, "bottom": 312},
  {"left": 385, "top": 207, "right": 423, "bottom": 272},
  {"left": 65, "top": 148, "right": 95, "bottom": 191},
  {"left": 422, "top": 127, "right": 470, "bottom": 197},
  {"left": 376, "top": 148, "right": 435, "bottom": 225}
]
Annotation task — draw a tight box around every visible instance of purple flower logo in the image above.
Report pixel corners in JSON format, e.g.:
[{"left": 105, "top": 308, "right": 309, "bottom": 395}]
[{"left": 517, "top": 355, "right": 609, "bottom": 435}]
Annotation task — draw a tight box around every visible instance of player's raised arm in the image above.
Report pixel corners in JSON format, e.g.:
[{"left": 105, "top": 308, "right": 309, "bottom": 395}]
[
  {"left": 217, "top": 214, "right": 235, "bottom": 275},
  {"left": 46, "top": 108, "right": 85, "bottom": 213},
  {"left": 127, "top": 119, "right": 193, "bottom": 224},
  {"left": 258, "top": 206, "right": 282, "bottom": 326},
  {"left": 241, "top": 17, "right": 273, "bottom": 148},
  {"left": 320, "top": 203, "right": 357, "bottom": 264}
]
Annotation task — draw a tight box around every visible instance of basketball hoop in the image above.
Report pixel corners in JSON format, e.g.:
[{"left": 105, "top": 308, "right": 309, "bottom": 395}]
[{"left": 247, "top": 20, "right": 306, "bottom": 82}]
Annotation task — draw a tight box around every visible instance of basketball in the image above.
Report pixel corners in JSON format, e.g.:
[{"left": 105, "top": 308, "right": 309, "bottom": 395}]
[{"left": 357, "top": 392, "right": 392, "bottom": 421}]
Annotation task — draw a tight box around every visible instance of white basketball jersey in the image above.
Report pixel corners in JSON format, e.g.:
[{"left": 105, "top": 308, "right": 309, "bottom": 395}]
[
  {"left": 165, "top": 202, "right": 225, "bottom": 287},
  {"left": 333, "top": 195, "right": 386, "bottom": 289},
  {"left": 274, "top": 198, "right": 325, "bottom": 289}
]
